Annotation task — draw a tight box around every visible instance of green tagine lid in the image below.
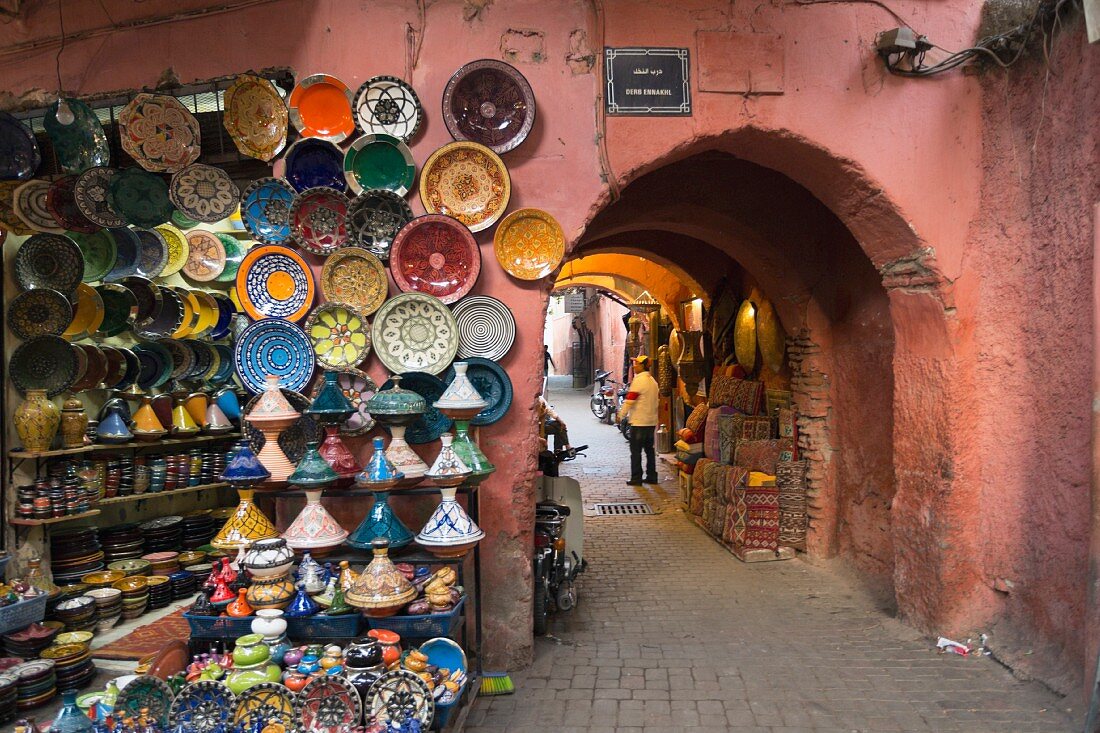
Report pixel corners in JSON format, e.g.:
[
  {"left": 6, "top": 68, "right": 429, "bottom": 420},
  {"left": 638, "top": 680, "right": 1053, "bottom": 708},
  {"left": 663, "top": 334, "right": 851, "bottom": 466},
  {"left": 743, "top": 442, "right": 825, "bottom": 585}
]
[{"left": 288, "top": 442, "right": 338, "bottom": 487}]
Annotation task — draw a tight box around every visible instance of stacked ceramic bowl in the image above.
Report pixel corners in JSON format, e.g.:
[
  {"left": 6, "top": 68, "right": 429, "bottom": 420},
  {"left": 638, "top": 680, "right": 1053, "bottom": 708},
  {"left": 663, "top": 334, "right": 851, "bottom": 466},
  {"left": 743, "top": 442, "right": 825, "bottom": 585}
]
[
  {"left": 41, "top": 643, "right": 95, "bottom": 691},
  {"left": 142, "top": 551, "right": 180, "bottom": 576},
  {"left": 146, "top": 576, "right": 173, "bottom": 610},
  {"left": 80, "top": 569, "right": 124, "bottom": 590},
  {"left": 1, "top": 624, "right": 59, "bottom": 658},
  {"left": 0, "top": 672, "right": 17, "bottom": 724},
  {"left": 106, "top": 558, "right": 151, "bottom": 578},
  {"left": 168, "top": 570, "right": 198, "bottom": 600},
  {"left": 12, "top": 659, "right": 56, "bottom": 711},
  {"left": 177, "top": 550, "right": 206, "bottom": 568},
  {"left": 49, "top": 528, "right": 104, "bottom": 585},
  {"left": 99, "top": 524, "right": 145, "bottom": 563},
  {"left": 181, "top": 511, "right": 218, "bottom": 549},
  {"left": 114, "top": 577, "right": 149, "bottom": 621},
  {"left": 83, "top": 588, "right": 122, "bottom": 631},
  {"left": 140, "top": 516, "right": 184, "bottom": 552},
  {"left": 54, "top": 596, "right": 97, "bottom": 633}
]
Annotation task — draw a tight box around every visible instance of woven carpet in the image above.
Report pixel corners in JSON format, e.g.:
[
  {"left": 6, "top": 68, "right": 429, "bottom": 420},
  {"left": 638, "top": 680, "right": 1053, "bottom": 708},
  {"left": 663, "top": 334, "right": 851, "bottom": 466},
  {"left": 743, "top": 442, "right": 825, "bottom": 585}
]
[{"left": 91, "top": 608, "right": 189, "bottom": 661}]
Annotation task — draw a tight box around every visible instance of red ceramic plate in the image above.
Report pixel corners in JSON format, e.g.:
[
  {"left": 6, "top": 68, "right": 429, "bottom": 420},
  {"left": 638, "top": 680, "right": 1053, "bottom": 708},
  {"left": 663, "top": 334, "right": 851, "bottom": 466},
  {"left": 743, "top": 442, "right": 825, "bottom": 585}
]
[
  {"left": 389, "top": 214, "right": 481, "bottom": 304},
  {"left": 290, "top": 187, "right": 350, "bottom": 256},
  {"left": 288, "top": 74, "right": 356, "bottom": 143}
]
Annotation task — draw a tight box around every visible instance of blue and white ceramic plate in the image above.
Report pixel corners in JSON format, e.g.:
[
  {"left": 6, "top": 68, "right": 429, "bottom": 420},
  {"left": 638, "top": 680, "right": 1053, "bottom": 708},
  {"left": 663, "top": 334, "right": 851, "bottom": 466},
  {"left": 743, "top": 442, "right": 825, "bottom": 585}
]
[
  {"left": 104, "top": 227, "right": 142, "bottom": 281},
  {"left": 0, "top": 111, "right": 40, "bottom": 180},
  {"left": 234, "top": 317, "right": 316, "bottom": 393},
  {"left": 168, "top": 680, "right": 235, "bottom": 733},
  {"left": 241, "top": 177, "right": 295, "bottom": 244},
  {"left": 443, "top": 356, "right": 512, "bottom": 426},
  {"left": 381, "top": 371, "right": 452, "bottom": 445},
  {"left": 283, "top": 137, "right": 347, "bottom": 193}
]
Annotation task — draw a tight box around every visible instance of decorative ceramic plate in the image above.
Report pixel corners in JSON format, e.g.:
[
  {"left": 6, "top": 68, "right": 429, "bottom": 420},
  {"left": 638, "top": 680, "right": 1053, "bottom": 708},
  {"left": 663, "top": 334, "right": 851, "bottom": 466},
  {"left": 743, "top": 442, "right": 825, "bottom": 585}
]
[
  {"left": 367, "top": 669, "right": 434, "bottom": 728},
  {"left": 63, "top": 283, "right": 106, "bottom": 340},
  {"left": 288, "top": 73, "right": 355, "bottom": 143},
  {"left": 161, "top": 338, "right": 195, "bottom": 380},
  {"left": 390, "top": 214, "right": 480, "bottom": 304},
  {"left": 445, "top": 356, "right": 512, "bottom": 426},
  {"left": 15, "top": 233, "right": 84, "bottom": 293},
  {"left": 354, "top": 75, "right": 422, "bottom": 142},
  {"left": 188, "top": 290, "right": 220, "bottom": 338},
  {"left": 452, "top": 294, "right": 516, "bottom": 361},
  {"left": 283, "top": 137, "right": 346, "bottom": 193},
  {"left": 171, "top": 286, "right": 202, "bottom": 338},
  {"left": 320, "top": 246, "right": 387, "bottom": 315},
  {"left": 67, "top": 229, "right": 115, "bottom": 283},
  {"left": 216, "top": 233, "right": 246, "bottom": 283},
  {"left": 209, "top": 293, "right": 237, "bottom": 340},
  {"left": 231, "top": 682, "right": 297, "bottom": 731},
  {"left": 305, "top": 302, "right": 371, "bottom": 369},
  {"left": 113, "top": 674, "right": 174, "bottom": 729},
  {"left": 71, "top": 344, "right": 106, "bottom": 391},
  {"left": 43, "top": 98, "right": 110, "bottom": 174},
  {"left": 10, "top": 335, "right": 77, "bottom": 397},
  {"left": 240, "top": 177, "right": 295, "bottom": 244},
  {"left": 104, "top": 227, "right": 142, "bottom": 281},
  {"left": 73, "top": 167, "right": 125, "bottom": 228},
  {"left": 108, "top": 167, "right": 174, "bottom": 228},
  {"left": 346, "top": 188, "right": 413, "bottom": 262},
  {"left": 14, "top": 180, "right": 63, "bottom": 233},
  {"left": 443, "top": 58, "right": 536, "bottom": 154},
  {"left": 172, "top": 209, "right": 198, "bottom": 229},
  {"left": 168, "top": 680, "right": 235, "bottom": 733},
  {"left": 0, "top": 111, "right": 40, "bottom": 180},
  {"left": 420, "top": 141, "right": 510, "bottom": 232},
  {"left": 154, "top": 223, "right": 189, "bottom": 277},
  {"left": 0, "top": 181, "right": 33, "bottom": 234},
  {"left": 343, "top": 134, "right": 416, "bottom": 196},
  {"left": 46, "top": 175, "right": 97, "bottom": 232},
  {"left": 223, "top": 74, "right": 288, "bottom": 162},
  {"left": 182, "top": 230, "right": 226, "bottom": 282},
  {"left": 99, "top": 345, "right": 128, "bottom": 389},
  {"left": 118, "top": 276, "right": 162, "bottom": 329},
  {"left": 94, "top": 283, "right": 138, "bottom": 337},
  {"left": 7, "top": 288, "right": 71, "bottom": 341},
  {"left": 296, "top": 675, "right": 362, "bottom": 733},
  {"left": 134, "top": 228, "right": 169, "bottom": 278},
  {"left": 372, "top": 292, "right": 458, "bottom": 376},
  {"left": 290, "top": 187, "right": 350, "bottom": 255},
  {"left": 118, "top": 93, "right": 201, "bottom": 173},
  {"left": 133, "top": 342, "right": 174, "bottom": 390},
  {"left": 135, "top": 286, "right": 184, "bottom": 339},
  {"left": 234, "top": 318, "right": 316, "bottom": 393},
  {"left": 309, "top": 367, "right": 377, "bottom": 435},
  {"left": 211, "top": 344, "right": 235, "bottom": 382},
  {"left": 236, "top": 245, "right": 315, "bottom": 322},
  {"left": 381, "top": 371, "right": 451, "bottom": 444},
  {"left": 169, "top": 164, "right": 240, "bottom": 223},
  {"left": 244, "top": 388, "right": 321, "bottom": 463},
  {"left": 493, "top": 207, "right": 565, "bottom": 280}
]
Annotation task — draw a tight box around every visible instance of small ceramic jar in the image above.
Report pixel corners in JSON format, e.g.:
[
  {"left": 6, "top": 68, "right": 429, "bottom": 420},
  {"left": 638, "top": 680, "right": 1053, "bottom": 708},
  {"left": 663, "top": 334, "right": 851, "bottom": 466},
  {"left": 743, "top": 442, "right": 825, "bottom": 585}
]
[
  {"left": 319, "top": 645, "right": 343, "bottom": 671},
  {"left": 251, "top": 609, "right": 287, "bottom": 639},
  {"left": 344, "top": 638, "right": 383, "bottom": 669},
  {"left": 241, "top": 538, "right": 294, "bottom": 578},
  {"left": 367, "top": 629, "right": 402, "bottom": 667},
  {"left": 231, "top": 634, "right": 271, "bottom": 667}
]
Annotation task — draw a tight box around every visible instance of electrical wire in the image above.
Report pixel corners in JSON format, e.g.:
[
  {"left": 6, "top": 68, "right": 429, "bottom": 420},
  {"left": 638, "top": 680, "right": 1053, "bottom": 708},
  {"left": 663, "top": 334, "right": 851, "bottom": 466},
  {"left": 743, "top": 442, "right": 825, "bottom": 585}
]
[{"left": 54, "top": 0, "right": 65, "bottom": 93}]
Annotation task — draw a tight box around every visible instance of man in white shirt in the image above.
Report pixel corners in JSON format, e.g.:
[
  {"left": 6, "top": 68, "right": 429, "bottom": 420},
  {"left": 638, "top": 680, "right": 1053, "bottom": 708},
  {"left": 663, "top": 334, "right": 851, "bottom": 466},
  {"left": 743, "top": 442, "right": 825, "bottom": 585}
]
[{"left": 619, "top": 355, "right": 659, "bottom": 486}]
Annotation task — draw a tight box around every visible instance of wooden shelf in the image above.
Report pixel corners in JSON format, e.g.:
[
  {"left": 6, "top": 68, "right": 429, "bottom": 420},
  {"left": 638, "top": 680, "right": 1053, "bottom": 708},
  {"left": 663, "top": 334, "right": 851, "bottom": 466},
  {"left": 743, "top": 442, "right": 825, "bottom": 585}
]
[
  {"left": 10, "top": 510, "right": 101, "bottom": 526},
  {"left": 278, "top": 484, "right": 479, "bottom": 499},
  {"left": 8, "top": 433, "right": 241, "bottom": 459},
  {"left": 97, "top": 481, "right": 230, "bottom": 506}
]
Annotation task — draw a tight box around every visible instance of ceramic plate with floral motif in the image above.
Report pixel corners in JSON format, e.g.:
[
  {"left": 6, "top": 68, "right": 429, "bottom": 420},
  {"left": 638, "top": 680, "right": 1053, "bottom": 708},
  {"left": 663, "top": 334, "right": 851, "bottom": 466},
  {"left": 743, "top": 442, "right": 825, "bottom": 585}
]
[
  {"left": 236, "top": 245, "right": 315, "bottom": 322},
  {"left": 14, "top": 233, "right": 84, "bottom": 293},
  {"left": 108, "top": 167, "right": 174, "bottom": 228},
  {"left": 319, "top": 246, "right": 388, "bottom": 315},
  {"left": 419, "top": 141, "right": 510, "bottom": 232},
  {"left": 442, "top": 58, "right": 535, "bottom": 154},
  {"left": 288, "top": 73, "right": 355, "bottom": 143},
  {"left": 169, "top": 164, "right": 241, "bottom": 223},
  {"left": 492, "top": 207, "right": 565, "bottom": 280},
  {"left": 296, "top": 675, "right": 362, "bottom": 733},
  {"left": 73, "top": 167, "right": 126, "bottom": 228},
  {"left": 118, "top": 93, "right": 201, "bottom": 173},
  {"left": 46, "top": 175, "right": 97, "bottom": 233},
  {"left": 371, "top": 292, "right": 458, "bottom": 376},
  {"left": 182, "top": 230, "right": 226, "bottom": 282},
  {"left": 223, "top": 74, "right": 288, "bottom": 162},
  {"left": 354, "top": 75, "right": 422, "bottom": 142},
  {"left": 290, "top": 187, "right": 350, "bottom": 256},
  {"left": 168, "top": 680, "right": 235, "bottom": 733},
  {"left": 346, "top": 188, "right": 413, "bottom": 262},
  {"left": 10, "top": 335, "right": 78, "bottom": 397},
  {"left": 367, "top": 669, "right": 434, "bottom": 728},
  {"left": 154, "top": 223, "right": 189, "bottom": 277},
  {"left": 240, "top": 177, "right": 295, "bottom": 244},
  {"left": 305, "top": 301, "right": 371, "bottom": 369},
  {"left": 7, "top": 288, "right": 72, "bottom": 341},
  {"left": 0, "top": 181, "right": 34, "bottom": 235},
  {"left": 390, "top": 214, "right": 480, "bottom": 304},
  {"left": 113, "top": 674, "right": 174, "bottom": 730}
]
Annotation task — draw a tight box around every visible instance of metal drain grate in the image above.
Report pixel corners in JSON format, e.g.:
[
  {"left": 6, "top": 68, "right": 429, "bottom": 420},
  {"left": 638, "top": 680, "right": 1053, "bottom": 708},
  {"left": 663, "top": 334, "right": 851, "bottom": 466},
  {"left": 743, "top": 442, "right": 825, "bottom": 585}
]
[{"left": 594, "top": 502, "right": 654, "bottom": 516}]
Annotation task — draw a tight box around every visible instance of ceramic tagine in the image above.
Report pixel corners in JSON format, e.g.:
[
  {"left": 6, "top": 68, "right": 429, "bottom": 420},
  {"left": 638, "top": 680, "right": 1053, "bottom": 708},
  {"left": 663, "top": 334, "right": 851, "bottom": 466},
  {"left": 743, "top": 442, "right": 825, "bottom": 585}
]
[
  {"left": 212, "top": 440, "right": 279, "bottom": 551},
  {"left": 170, "top": 389, "right": 201, "bottom": 437},
  {"left": 95, "top": 401, "right": 133, "bottom": 444},
  {"left": 425, "top": 433, "right": 471, "bottom": 488},
  {"left": 386, "top": 425, "right": 430, "bottom": 487},
  {"left": 347, "top": 437, "right": 413, "bottom": 550},
  {"left": 204, "top": 401, "right": 235, "bottom": 434},
  {"left": 296, "top": 552, "right": 327, "bottom": 594},
  {"left": 364, "top": 374, "right": 425, "bottom": 428},
  {"left": 434, "top": 362, "right": 495, "bottom": 484},
  {"left": 305, "top": 370, "right": 361, "bottom": 481},
  {"left": 131, "top": 394, "right": 168, "bottom": 442},
  {"left": 343, "top": 636, "right": 385, "bottom": 700},
  {"left": 345, "top": 538, "right": 417, "bottom": 617},
  {"left": 242, "top": 538, "right": 296, "bottom": 611},
  {"left": 245, "top": 375, "right": 300, "bottom": 484},
  {"left": 282, "top": 442, "right": 348, "bottom": 556},
  {"left": 416, "top": 484, "right": 485, "bottom": 558}
]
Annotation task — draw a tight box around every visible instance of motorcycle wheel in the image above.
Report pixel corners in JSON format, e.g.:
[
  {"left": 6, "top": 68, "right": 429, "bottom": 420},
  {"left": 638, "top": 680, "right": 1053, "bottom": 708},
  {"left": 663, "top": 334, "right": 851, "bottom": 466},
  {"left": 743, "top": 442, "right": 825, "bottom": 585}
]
[
  {"left": 533, "top": 583, "right": 549, "bottom": 635},
  {"left": 590, "top": 396, "right": 608, "bottom": 420}
]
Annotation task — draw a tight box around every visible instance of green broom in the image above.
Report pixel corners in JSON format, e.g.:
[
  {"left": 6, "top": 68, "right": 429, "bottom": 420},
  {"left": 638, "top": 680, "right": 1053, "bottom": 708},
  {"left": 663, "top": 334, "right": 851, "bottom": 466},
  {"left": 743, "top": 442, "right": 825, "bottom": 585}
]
[{"left": 479, "top": 672, "right": 515, "bottom": 696}]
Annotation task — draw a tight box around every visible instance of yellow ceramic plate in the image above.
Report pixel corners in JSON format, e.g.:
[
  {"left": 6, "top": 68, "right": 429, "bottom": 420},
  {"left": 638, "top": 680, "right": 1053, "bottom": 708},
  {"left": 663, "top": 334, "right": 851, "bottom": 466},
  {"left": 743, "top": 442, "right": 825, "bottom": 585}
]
[
  {"left": 55, "top": 631, "right": 94, "bottom": 647},
  {"left": 155, "top": 223, "right": 189, "bottom": 277},
  {"left": 190, "top": 291, "right": 220, "bottom": 338},
  {"left": 223, "top": 74, "right": 289, "bottom": 162},
  {"left": 419, "top": 141, "right": 510, "bottom": 232},
  {"left": 63, "top": 283, "right": 106, "bottom": 341},
  {"left": 755, "top": 299, "right": 786, "bottom": 374},
  {"left": 734, "top": 300, "right": 757, "bottom": 373},
  {"left": 493, "top": 208, "right": 565, "bottom": 281},
  {"left": 305, "top": 302, "right": 371, "bottom": 369},
  {"left": 320, "top": 247, "right": 388, "bottom": 315},
  {"left": 170, "top": 287, "right": 200, "bottom": 338}
]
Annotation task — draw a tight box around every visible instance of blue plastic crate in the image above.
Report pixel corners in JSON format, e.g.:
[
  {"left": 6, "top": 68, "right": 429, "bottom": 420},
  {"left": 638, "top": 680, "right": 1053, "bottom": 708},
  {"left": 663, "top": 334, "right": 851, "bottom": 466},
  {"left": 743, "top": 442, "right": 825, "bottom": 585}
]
[
  {"left": 365, "top": 597, "right": 466, "bottom": 639},
  {"left": 285, "top": 614, "right": 362, "bottom": 640},
  {"left": 0, "top": 594, "right": 47, "bottom": 636},
  {"left": 184, "top": 613, "right": 255, "bottom": 639}
]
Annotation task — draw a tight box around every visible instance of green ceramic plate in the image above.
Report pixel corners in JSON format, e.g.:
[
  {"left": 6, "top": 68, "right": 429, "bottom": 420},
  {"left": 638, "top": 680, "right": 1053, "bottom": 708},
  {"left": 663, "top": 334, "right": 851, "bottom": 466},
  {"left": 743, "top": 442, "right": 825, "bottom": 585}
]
[
  {"left": 216, "top": 233, "right": 247, "bottom": 283},
  {"left": 172, "top": 209, "right": 199, "bottom": 230},
  {"left": 108, "top": 168, "right": 174, "bottom": 228},
  {"left": 69, "top": 229, "right": 117, "bottom": 282},
  {"left": 93, "top": 283, "right": 138, "bottom": 338},
  {"left": 342, "top": 133, "right": 415, "bottom": 196}
]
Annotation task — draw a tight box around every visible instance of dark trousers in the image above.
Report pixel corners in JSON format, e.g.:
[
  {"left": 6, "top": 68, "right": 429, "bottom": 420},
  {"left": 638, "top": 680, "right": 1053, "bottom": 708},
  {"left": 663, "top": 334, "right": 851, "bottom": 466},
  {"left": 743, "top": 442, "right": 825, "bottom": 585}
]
[{"left": 629, "top": 426, "right": 657, "bottom": 482}]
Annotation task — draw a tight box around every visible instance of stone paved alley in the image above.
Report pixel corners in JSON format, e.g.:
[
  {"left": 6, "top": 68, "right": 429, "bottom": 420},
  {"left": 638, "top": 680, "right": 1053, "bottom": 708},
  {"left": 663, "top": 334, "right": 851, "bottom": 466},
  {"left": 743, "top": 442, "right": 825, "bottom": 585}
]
[{"left": 465, "top": 378, "right": 1079, "bottom": 733}]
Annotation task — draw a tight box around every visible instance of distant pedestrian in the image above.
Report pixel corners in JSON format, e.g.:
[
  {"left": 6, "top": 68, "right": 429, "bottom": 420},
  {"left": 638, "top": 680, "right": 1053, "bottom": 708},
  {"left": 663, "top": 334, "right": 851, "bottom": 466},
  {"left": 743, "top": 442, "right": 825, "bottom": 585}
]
[
  {"left": 544, "top": 345, "right": 555, "bottom": 375},
  {"left": 619, "top": 354, "right": 659, "bottom": 486}
]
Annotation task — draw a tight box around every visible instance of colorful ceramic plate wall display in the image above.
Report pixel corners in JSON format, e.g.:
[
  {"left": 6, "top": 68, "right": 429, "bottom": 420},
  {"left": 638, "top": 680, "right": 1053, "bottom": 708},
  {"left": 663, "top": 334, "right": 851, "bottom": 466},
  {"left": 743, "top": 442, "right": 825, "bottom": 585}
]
[
  {"left": 14, "top": 180, "right": 63, "bottom": 233},
  {"left": 94, "top": 283, "right": 138, "bottom": 337},
  {"left": 0, "top": 181, "right": 33, "bottom": 234},
  {"left": 0, "top": 111, "right": 40, "bottom": 180},
  {"left": 66, "top": 229, "right": 115, "bottom": 283},
  {"left": 168, "top": 680, "right": 235, "bottom": 733},
  {"left": 7, "top": 289, "right": 72, "bottom": 341},
  {"left": 283, "top": 137, "right": 347, "bottom": 193},
  {"left": 63, "top": 284, "right": 106, "bottom": 340},
  {"left": 419, "top": 141, "right": 510, "bottom": 232},
  {"left": 118, "top": 93, "right": 201, "bottom": 173},
  {"left": 211, "top": 344, "right": 235, "bottom": 382},
  {"left": 444, "top": 356, "right": 512, "bottom": 426},
  {"left": 223, "top": 74, "right": 288, "bottom": 162},
  {"left": 443, "top": 58, "right": 536, "bottom": 154},
  {"left": 240, "top": 177, "right": 295, "bottom": 244},
  {"left": 171, "top": 287, "right": 202, "bottom": 338},
  {"left": 189, "top": 291, "right": 220, "bottom": 338},
  {"left": 288, "top": 73, "right": 355, "bottom": 143},
  {"left": 46, "top": 175, "right": 97, "bottom": 232},
  {"left": 295, "top": 675, "right": 362, "bottom": 733},
  {"left": 233, "top": 317, "right": 316, "bottom": 393},
  {"left": 133, "top": 342, "right": 174, "bottom": 390},
  {"left": 342, "top": 134, "right": 416, "bottom": 196},
  {"left": 390, "top": 214, "right": 480, "bottom": 304},
  {"left": 43, "top": 98, "right": 110, "bottom": 174},
  {"left": 290, "top": 187, "right": 350, "bottom": 255},
  {"left": 381, "top": 371, "right": 451, "bottom": 445},
  {"left": 71, "top": 344, "right": 106, "bottom": 391},
  {"left": 154, "top": 223, "right": 189, "bottom": 277},
  {"left": 354, "top": 75, "right": 422, "bottom": 142},
  {"left": 169, "top": 164, "right": 240, "bottom": 223},
  {"left": 182, "top": 230, "right": 227, "bottom": 282},
  {"left": 108, "top": 167, "right": 174, "bottom": 228},
  {"left": 216, "top": 233, "right": 246, "bottom": 283},
  {"left": 309, "top": 367, "right": 377, "bottom": 435},
  {"left": 493, "top": 207, "right": 565, "bottom": 280},
  {"left": 10, "top": 335, "right": 78, "bottom": 397},
  {"left": 319, "top": 246, "right": 387, "bottom": 315},
  {"left": 161, "top": 338, "right": 195, "bottom": 380},
  {"left": 104, "top": 227, "right": 142, "bottom": 282},
  {"left": 371, "top": 292, "right": 458, "bottom": 376},
  {"left": 100, "top": 345, "right": 128, "bottom": 389},
  {"left": 451, "top": 294, "right": 516, "bottom": 361},
  {"left": 236, "top": 245, "right": 315, "bottom": 322},
  {"left": 305, "top": 302, "right": 371, "bottom": 369},
  {"left": 346, "top": 188, "right": 413, "bottom": 262},
  {"left": 73, "top": 167, "right": 126, "bottom": 227},
  {"left": 14, "top": 233, "right": 84, "bottom": 293},
  {"left": 133, "top": 228, "right": 169, "bottom": 278}
]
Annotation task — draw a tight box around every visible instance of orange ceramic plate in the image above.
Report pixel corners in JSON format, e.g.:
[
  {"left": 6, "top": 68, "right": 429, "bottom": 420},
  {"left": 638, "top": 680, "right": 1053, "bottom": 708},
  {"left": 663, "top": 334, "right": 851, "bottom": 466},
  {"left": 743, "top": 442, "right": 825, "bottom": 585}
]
[
  {"left": 288, "top": 74, "right": 355, "bottom": 144},
  {"left": 493, "top": 208, "right": 565, "bottom": 280},
  {"left": 419, "top": 141, "right": 510, "bottom": 233},
  {"left": 235, "top": 245, "right": 316, "bottom": 323}
]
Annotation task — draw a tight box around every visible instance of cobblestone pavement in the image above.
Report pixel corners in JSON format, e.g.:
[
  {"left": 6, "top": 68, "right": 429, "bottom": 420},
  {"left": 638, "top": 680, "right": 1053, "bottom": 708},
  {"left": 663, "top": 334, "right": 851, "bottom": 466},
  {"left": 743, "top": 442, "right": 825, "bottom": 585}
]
[{"left": 465, "top": 379, "right": 1078, "bottom": 732}]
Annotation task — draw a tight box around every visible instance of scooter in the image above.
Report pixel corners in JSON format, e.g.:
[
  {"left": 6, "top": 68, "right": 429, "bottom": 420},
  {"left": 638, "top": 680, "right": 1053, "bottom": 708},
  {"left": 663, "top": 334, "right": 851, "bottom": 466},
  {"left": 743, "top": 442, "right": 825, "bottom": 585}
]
[
  {"left": 589, "top": 370, "right": 621, "bottom": 424},
  {"left": 534, "top": 444, "right": 588, "bottom": 635}
]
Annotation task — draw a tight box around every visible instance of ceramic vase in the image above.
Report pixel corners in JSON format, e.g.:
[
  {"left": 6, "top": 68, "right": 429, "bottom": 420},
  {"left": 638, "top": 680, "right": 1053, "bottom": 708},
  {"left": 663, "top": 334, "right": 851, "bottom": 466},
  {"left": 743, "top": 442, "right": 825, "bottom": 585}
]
[
  {"left": 386, "top": 425, "right": 429, "bottom": 488},
  {"left": 251, "top": 608, "right": 288, "bottom": 639},
  {"left": 451, "top": 419, "right": 495, "bottom": 485},
  {"left": 245, "top": 376, "right": 300, "bottom": 484},
  {"left": 345, "top": 539, "right": 417, "bottom": 617},
  {"left": 416, "top": 485, "right": 485, "bottom": 558},
  {"left": 425, "top": 433, "right": 471, "bottom": 488},
  {"left": 283, "top": 487, "right": 349, "bottom": 556},
  {"left": 58, "top": 397, "right": 88, "bottom": 449},
  {"left": 14, "top": 390, "right": 60, "bottom": 452}
]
